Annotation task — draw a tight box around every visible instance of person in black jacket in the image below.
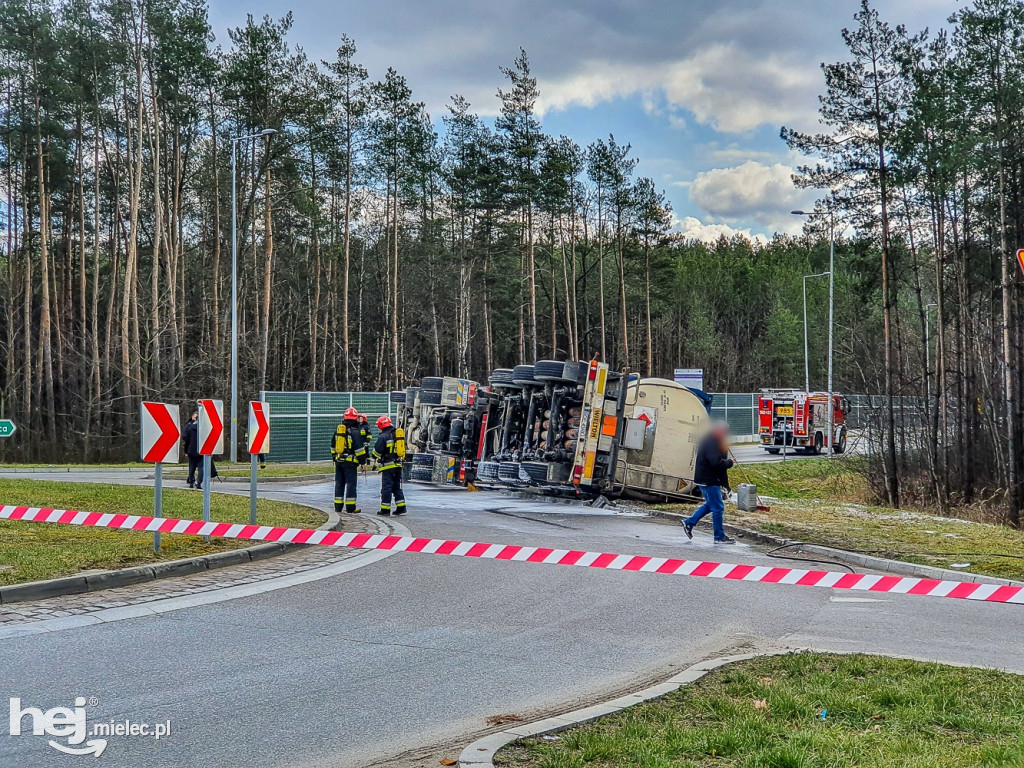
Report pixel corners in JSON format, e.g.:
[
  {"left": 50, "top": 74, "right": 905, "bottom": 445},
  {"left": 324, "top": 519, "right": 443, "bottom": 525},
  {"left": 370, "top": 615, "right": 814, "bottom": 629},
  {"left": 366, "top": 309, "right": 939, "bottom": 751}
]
[
  {"left": 331, "top": 407, "right": 368, "bottom": 514},
  {"left": 372, "top": 415, "right": 406, "bottom": 516},
  {"left": 682, "top": 420, "right": 735, "bottom": 544},
  {"left": 182, "top": 411, "right": 200, "bottom": 488}
]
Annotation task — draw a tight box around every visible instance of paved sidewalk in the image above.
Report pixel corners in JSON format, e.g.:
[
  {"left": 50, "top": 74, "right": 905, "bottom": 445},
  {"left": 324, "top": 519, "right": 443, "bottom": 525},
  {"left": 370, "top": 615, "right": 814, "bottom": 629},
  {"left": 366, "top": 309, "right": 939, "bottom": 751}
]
[{"left": 0, "top": 495, "right": 381, "bottom": 627}]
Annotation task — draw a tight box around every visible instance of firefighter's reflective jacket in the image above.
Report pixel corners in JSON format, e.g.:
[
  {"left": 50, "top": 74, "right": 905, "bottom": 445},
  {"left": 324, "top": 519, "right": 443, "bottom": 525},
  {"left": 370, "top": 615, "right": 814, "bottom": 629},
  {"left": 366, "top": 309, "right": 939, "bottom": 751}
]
[
  {"left": 331, "top": 422, "right": 368, "bottom": 464},
  {"left": 372, "top": 427, "right": 406, "bottom": 471}
]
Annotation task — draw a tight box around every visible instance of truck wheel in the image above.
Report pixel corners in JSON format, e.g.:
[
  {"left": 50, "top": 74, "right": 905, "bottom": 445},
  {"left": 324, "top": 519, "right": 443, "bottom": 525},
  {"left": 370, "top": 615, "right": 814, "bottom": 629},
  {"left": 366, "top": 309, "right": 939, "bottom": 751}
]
[
  {"left": 420, "top": 377, "right": 444, "bottom": 392},
  {"left": 832, "top": 429, "right": 847, "bottom": 454},
  {"left": 419, "top": 390, "right": 442, "bottom": 405},
  {"left": 766, "top": 448, "right": 780, "bottom": 455},
  {"left": 813, "top": 433, "right": 823, "bottom": 455}
]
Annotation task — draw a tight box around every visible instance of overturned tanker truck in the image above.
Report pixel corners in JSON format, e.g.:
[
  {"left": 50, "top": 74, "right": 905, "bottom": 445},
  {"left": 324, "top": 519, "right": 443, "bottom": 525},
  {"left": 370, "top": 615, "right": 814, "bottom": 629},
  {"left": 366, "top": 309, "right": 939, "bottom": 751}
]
[{"left": 397, "top": 359, "right": 711, "bottom": 502}]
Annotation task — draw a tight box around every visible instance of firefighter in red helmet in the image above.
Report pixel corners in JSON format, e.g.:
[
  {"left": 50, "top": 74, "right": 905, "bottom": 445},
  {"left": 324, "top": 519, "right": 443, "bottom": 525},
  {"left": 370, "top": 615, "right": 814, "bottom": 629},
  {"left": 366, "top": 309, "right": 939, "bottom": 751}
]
[
  {"left": 372, "top": 414, "right": 407, "bottom": 516},
  {"left": 330, "top": 406, "right": 368, "bottom": 514}
]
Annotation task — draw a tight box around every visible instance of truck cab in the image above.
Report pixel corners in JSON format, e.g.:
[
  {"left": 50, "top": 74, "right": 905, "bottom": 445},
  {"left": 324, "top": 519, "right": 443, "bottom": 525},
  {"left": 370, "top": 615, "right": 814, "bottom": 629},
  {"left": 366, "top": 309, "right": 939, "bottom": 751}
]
[{"left": 758, "top": 389, "right": 848, "bottom": 455}]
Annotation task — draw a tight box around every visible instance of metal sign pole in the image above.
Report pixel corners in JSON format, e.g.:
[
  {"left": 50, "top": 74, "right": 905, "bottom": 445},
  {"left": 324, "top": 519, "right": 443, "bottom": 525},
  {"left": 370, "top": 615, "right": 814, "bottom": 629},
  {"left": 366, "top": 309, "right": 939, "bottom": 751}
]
[
  {"left": 154, "top": 462, "right": 163, "bottom": 552},
  {"left": 202, "top": 454, "right": 212, "bottom": 541},
  {"left": 249, "top": 452, "right": 258, "bottom": 525}
]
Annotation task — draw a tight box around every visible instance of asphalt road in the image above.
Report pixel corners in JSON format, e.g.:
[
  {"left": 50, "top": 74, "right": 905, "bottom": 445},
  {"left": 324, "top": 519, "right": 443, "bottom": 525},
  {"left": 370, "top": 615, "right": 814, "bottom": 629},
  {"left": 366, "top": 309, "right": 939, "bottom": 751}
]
[{"left": 1, "top": 472, "right": 1020, "bottom": 768}]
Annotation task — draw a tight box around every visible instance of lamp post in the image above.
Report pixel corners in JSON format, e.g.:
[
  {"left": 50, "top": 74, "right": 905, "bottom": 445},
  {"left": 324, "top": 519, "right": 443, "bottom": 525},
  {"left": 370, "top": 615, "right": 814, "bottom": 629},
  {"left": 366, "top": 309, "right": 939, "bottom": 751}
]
[
  {"left": 793, "top": 209, "right": 835, "bottom": 458},
  {"left": 802, "top": 270, "right": 830, "bottom": 392},
  {"left": 230, "top": 128, "right": 277, "bottom": 464}
]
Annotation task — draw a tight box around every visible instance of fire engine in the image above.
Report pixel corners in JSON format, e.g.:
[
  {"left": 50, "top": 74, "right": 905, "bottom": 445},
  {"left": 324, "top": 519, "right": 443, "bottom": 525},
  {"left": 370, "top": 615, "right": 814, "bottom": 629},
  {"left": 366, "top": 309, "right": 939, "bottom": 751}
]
[{"left": 758, "top": 389, "right": 849, "bottom": 455}]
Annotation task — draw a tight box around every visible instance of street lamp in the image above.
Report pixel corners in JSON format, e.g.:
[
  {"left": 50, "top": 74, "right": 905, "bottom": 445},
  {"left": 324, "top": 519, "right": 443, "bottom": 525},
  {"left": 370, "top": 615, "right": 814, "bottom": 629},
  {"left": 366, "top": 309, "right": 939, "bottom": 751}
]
[
  {"left": 802, "top": 270, "right": 830, "bottom": 392},
  {"left": 230, "top": 127, "right": 277, "bottom": 464},
  {"left": 792, "top": 209, "right": 835, "bottom": 458}
]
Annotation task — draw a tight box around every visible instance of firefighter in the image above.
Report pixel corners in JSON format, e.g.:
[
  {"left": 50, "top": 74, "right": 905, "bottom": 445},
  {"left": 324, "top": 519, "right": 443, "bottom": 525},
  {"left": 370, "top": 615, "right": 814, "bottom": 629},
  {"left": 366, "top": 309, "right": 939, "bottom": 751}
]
[
  {"left": 372, "top": 415, "right": 407, "bottom": 516},
  {"left": 357, "top": 413, "right": 373, "bottom": 446},
  {"left": 331, "top": 406, "right": 368, "bottom": 514}
]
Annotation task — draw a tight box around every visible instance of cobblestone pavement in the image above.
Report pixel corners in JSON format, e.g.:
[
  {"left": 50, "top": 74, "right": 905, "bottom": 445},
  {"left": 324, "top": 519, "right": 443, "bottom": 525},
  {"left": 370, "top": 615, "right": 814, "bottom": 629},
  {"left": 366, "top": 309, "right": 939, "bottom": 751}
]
[{"left": 0, "top": 482, "right": 385, "bottom": 627}]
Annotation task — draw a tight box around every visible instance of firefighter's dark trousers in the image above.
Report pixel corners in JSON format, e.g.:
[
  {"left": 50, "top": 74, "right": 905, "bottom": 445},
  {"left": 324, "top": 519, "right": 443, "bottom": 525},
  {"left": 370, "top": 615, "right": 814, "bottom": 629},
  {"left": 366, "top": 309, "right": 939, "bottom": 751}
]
[
  {"left": 334, "top": 461, "right": 359, "bottom": 513},
  {"left": 380, "top": 467, "right": 406, "bottom": 515}
]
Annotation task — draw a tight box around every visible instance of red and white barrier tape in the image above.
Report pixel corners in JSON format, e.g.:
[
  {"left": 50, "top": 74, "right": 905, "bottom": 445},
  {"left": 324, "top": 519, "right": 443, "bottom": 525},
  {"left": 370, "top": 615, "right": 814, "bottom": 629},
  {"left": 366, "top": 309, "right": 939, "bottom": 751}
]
[{"left": 2, "top": 504, "right": 1021, "bottom": 605}]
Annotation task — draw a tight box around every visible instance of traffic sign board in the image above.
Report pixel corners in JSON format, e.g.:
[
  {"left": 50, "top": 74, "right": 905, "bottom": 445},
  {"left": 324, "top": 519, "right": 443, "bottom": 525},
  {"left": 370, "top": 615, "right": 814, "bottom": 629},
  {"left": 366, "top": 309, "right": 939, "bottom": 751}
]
[
  {"left": 248, "top": 401, "right": 270, "bottom": 454},
  {"left": 198, "top": 399, "right": 224, "bottom": 456},
  {"left": 0, "top": 419, "right": 16, "bottom": 438},
  {"left": 140, "top": 402, "right": 180, "bottom": 463}
]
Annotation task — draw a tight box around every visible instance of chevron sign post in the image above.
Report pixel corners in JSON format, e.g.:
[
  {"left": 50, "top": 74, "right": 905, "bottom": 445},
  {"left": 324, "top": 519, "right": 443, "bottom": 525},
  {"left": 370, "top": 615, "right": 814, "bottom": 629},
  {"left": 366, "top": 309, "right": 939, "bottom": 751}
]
[
  {"left": 197, "top": 398, "right": 224, "bottom": 533},
  {"left": 140, "top": 402, "right": 181, "bottom": 552},
  {"left": 247, "top": 401, "right": 271, "bottom": 525}
]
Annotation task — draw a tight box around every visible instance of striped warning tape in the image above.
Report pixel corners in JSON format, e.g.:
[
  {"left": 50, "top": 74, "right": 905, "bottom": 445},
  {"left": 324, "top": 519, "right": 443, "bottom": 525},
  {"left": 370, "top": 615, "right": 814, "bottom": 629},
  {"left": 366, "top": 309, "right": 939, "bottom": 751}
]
[{"left": 2, "top": 504, "right": 1021, "bottom": 605}]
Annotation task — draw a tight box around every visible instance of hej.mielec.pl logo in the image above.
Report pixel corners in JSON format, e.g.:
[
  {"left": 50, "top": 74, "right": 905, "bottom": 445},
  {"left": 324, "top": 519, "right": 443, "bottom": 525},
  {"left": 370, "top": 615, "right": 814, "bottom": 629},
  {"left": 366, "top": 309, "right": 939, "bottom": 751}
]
[{"left": 9, "top": 696, "right": 172, "bottom": 757}]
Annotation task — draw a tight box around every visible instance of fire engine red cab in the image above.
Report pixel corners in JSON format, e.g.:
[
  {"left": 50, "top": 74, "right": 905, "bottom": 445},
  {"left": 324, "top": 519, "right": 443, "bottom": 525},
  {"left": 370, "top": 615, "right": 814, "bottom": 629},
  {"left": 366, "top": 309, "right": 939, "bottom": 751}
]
[{"left": 758, "top": 389, "right": 849, "bottom": 455}]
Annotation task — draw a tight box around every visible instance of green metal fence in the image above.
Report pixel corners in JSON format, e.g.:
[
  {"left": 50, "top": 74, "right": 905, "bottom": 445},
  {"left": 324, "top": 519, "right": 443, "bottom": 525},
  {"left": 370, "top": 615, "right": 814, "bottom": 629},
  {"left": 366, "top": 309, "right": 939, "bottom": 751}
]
[
  {"left": 260, "top": 390, "right": 907, "bottom": 461},
  {"left": 259, "top": 391, "right": 397, "bottom": 463}
]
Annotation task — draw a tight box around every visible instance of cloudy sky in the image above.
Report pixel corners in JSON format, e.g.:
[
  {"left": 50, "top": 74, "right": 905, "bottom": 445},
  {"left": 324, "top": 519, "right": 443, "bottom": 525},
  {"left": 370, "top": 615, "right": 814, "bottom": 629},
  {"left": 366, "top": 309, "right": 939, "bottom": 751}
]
[{"left": 208, "top": 0, "right": 956, "bottom": 241}]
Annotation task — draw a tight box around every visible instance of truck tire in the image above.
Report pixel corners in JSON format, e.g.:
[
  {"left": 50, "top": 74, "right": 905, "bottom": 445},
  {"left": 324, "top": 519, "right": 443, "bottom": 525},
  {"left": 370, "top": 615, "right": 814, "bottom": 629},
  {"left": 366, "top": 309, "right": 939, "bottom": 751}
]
[
  {"left": 813, "top": 433, "right": 823, "bottom": 455},
  {"left": 511, "top": 365, "right": 537, "bottom": 386},
  {"left": 489, "top": 368, "right": 516, "bottom": 388},
  {"left": 390, "top": 391, "right": 406, "bottom": 404},
  {"left": 419, "top": 390, "right": 442, "bottom": 405},
  {"left": 766, "top": 448, "right": 780, "bottom": 455},
  {"left": 832, "top": 429, "right": 847, "bottom": 454},
  {"left": 409, "top": 466, "right": 433, "bottom": 482},
  {"left": 420, "top": 376, "right": 444, "bottom": 392},
  {"left": 411, "top": 453, "right": 434, "bottom": 467},
  {"left": 533, "top": 360, "right": 568, "bottom": 381}
]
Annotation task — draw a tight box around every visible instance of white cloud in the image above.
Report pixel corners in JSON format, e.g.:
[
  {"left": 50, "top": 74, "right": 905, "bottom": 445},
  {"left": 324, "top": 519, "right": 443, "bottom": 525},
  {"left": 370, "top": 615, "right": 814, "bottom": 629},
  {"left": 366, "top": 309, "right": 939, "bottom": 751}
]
[
  {"left": 536, "top": 43, "right": 819, "bottom": 133},
  {"left": 688, "top": 160, "right": 815, "bottom": 233},
  {"left": 674, "top": 215, "right": 769, "bottom": 245}
]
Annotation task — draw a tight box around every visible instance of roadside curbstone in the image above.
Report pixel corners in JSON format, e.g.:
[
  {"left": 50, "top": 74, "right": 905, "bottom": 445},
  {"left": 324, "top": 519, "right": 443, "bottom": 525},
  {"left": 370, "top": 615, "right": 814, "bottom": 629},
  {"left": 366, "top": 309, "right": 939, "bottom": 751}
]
[
  {"left": 150, "top": 557, "right": 210, "bottom": 579},
  {"left": 84, "top": 567, "right": 156, "bottom": 592},
  {"left": 0, "top": 575, "right": 89, "bottom": 604},
  {"left": 457, "top": 652, "right": 770, "bottom": 767}
]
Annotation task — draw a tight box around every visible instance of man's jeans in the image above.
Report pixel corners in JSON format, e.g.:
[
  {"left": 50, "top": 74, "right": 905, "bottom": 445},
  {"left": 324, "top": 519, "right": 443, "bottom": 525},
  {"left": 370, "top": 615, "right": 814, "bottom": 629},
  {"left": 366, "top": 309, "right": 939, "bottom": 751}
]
[{"left": 684, "top": 485, "right": 727, "bottom": 541}]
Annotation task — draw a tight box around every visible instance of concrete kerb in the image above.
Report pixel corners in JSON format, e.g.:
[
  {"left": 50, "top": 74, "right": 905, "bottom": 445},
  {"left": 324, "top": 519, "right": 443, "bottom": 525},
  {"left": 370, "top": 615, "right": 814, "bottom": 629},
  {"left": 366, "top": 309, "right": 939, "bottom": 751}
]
[
  {"left": 457, "top": 652, "right": 777, "bottom": 767},
  {"left": 0, "top": 503, "right": 343, "bottom": 606},
  {"left": 647, "top": 508, "right": 1024, "bottom": 588}
]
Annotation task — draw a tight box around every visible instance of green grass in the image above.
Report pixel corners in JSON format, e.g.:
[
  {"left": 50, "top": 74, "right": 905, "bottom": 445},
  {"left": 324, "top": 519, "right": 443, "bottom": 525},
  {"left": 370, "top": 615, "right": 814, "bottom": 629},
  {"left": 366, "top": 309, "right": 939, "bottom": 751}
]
[
  {"left": 0, "top": 479, "right": 325, "bottom": 585},
  {"left": 498, "top": 653, "right": 1024, "bottom": 768},
  {"left": 654, "top": 458, "right": 1024, "bottom": 581}
]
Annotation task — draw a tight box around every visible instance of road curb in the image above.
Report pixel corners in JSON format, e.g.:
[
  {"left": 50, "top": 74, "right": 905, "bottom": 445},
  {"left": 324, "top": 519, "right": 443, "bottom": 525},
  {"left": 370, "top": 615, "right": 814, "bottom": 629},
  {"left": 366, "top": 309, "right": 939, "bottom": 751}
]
[
  {"left": 0, "top": 503, "right": 342, "bottom": 606},
  {"left": 155, "top": 473, "right": 333, "bottom": 485},
  {"left": 647, "top": 509, "right": 1024, "bottom": 587},
  {"left": 457, "top": 652, "right": 777, "bottom": 767}
]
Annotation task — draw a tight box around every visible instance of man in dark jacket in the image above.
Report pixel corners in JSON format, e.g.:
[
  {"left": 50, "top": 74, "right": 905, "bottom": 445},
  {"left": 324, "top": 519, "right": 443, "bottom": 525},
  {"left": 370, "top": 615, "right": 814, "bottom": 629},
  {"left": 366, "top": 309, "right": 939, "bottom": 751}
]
[
  {"left": 682, "top": 420, "right": 735, "bottom": 544},
  {"left": 182, "top": 411, "right": 200, "bottom": 488},
  {"left": 372, "top": 415, "right": 406, "bottom": 516},
  {"left": 331, "top": 407, "right": 368, "bottom": 514}
]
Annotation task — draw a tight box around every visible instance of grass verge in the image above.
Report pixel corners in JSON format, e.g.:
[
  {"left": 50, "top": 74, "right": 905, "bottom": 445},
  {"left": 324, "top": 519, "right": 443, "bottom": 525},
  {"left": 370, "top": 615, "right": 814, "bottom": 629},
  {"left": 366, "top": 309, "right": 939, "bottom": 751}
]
[
  {"left": 0, "top": 479, "right": 325, "bottom": 585},
  {"left": 654, "top": 457, "right": 1024, "bottom": 581},
  {"left": 498, "top": 653, "right": 1024, "bottom": 768}
]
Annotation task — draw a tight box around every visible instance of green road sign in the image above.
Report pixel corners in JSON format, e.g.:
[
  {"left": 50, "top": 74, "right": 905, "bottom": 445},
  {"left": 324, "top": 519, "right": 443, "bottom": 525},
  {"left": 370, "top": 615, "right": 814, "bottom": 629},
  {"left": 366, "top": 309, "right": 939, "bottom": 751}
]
[{"left": 0, "top": 419, "right": 16, "bottom": 438}]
